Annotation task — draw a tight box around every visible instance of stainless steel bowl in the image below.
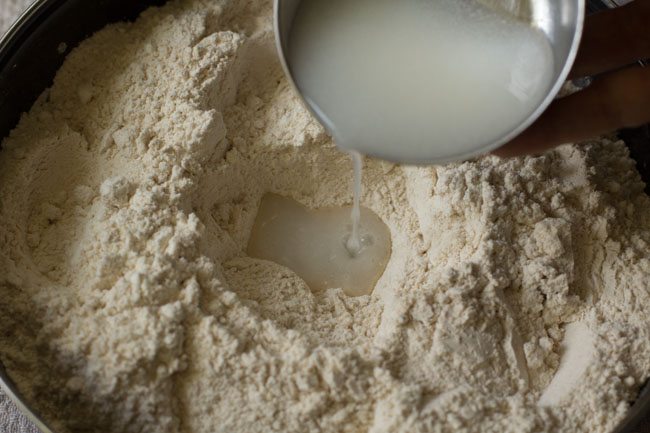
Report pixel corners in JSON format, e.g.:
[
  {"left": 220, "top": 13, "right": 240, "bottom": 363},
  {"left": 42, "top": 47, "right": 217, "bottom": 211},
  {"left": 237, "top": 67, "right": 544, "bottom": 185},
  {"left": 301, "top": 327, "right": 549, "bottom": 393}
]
[
  {"left": 0, "top": 1, "right": 648, "bottom": 432},
  {"left": 275, "top": 0, "right": 586, "bottom": 163}
]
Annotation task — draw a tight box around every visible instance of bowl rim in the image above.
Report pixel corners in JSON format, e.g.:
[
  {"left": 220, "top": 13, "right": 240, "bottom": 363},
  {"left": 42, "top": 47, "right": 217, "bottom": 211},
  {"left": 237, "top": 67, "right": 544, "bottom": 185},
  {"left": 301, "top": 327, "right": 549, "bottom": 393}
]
[{"left": 274, "top": 0, "right": 587, "bottom": 164}]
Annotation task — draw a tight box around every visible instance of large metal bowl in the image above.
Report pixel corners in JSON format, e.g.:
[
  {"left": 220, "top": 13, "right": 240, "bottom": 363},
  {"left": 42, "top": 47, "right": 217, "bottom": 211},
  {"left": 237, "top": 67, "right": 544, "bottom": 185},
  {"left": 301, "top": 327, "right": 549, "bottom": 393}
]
[
  {"left": 275, "top": 0, "right": 585, "bottom": 164},
  {"left": 0, "top": 0, "right": 648, "bottom": 432}
]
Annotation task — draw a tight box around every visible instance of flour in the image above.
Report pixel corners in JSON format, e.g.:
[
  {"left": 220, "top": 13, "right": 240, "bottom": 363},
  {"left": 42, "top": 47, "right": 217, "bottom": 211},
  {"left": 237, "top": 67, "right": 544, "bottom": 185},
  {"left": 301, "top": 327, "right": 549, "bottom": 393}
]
[
  {"left": 0, "top": 1, "right": 649, "bottom": 433},
  {"left": 538, "top": 322, "right": 596, "bottom": 406}
]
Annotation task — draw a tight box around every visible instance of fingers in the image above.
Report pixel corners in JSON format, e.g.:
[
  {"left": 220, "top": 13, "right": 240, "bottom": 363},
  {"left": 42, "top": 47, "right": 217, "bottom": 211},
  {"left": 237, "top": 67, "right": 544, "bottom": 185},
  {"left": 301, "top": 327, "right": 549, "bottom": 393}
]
[
  {"left": 493, "top": 65, "right": 650, "bottom": 158},
  {"left": 570, "top": 0, "right": 650, "bottom": 79},
  {"left": 494, "top": 1, "right": 650, "bottom": 158}
]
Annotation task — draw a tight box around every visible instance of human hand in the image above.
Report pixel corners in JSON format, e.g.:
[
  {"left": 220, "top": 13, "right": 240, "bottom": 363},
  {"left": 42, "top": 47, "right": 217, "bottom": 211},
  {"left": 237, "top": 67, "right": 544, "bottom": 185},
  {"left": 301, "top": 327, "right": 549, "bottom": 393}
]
[{"left": 494, "top": 0, "right": 650, "bottom": 158}]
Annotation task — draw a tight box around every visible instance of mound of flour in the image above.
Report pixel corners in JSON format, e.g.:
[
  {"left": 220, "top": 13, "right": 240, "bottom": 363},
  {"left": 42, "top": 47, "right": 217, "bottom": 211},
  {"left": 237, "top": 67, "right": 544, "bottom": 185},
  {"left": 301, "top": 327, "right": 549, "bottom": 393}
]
[{"left": 0, "top": 1, "right": 649, "bottom": 432}]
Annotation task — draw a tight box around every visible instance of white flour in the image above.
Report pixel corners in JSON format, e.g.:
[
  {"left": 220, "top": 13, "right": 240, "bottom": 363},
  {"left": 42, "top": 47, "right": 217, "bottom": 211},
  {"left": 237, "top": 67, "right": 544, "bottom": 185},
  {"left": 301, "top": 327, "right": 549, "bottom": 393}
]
[{"left": 0, "top": 1, "right": 649, "bottom": 433}]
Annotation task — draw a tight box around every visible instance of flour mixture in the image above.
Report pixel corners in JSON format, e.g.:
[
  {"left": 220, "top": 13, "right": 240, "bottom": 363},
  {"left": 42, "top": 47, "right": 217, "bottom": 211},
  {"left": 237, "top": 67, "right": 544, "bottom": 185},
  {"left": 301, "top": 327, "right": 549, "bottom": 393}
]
[{"left": 0, "top": 1, "right": 649, "bottom": 433}]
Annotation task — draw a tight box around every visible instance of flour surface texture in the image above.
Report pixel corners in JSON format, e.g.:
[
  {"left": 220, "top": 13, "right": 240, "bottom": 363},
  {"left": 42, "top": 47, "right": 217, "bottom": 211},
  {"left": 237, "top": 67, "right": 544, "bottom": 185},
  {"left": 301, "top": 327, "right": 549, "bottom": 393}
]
[{"left": 0, "top": 1, "right": 649, "bottom": 433}]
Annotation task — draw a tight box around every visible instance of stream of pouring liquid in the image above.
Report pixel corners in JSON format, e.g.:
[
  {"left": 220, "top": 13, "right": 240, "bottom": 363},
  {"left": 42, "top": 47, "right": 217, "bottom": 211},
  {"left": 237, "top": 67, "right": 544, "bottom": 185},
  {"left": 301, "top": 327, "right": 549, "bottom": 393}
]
[{"left": 345, "top": 151, "right": 363, "bottom": 256}]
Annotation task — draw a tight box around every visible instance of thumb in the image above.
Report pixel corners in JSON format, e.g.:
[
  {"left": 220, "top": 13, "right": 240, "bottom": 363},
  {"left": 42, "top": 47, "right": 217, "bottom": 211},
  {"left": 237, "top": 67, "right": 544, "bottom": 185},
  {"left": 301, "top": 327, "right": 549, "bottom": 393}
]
[{"left": 493, "top": 66, "right": 650, "bottom": 158}]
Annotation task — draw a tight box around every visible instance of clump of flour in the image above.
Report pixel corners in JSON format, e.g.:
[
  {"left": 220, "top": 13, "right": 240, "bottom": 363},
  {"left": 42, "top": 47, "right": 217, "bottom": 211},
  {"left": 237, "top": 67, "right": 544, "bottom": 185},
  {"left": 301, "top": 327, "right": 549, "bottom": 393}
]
[{"left": 0, "top": 1, "right": 649, "bottom": 433}]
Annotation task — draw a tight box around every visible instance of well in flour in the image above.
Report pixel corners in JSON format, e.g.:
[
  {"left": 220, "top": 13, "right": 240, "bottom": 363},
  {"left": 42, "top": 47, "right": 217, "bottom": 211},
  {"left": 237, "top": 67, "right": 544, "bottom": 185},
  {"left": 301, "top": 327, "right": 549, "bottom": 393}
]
[{"left": 247, "top": 192, "right": 392, "bottom": 297}]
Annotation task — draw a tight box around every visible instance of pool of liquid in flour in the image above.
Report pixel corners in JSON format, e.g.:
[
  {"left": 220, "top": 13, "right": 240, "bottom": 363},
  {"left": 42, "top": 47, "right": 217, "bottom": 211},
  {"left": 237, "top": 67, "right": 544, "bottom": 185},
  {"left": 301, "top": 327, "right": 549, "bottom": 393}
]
[
  {"left": 247, "top": 188, "right": 392, "bottom": 297},
  {"left": 288, "top": 0, "right": 555, "bottom": 162}
]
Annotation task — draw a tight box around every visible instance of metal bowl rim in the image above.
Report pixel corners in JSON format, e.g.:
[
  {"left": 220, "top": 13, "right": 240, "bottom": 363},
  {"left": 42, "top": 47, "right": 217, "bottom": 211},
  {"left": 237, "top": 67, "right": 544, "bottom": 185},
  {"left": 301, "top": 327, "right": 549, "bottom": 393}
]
[{"left": 274, "top": 0, "right": 586, "bottom": 164}]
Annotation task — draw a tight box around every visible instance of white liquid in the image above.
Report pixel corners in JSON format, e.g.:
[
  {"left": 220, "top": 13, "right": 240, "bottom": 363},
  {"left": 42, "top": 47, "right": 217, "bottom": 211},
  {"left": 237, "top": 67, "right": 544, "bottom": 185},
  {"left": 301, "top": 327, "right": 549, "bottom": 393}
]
[
  {"left": 247, "top": 194, "right": 392, "bottom": 297},
  {"left": 346, "top": 151, "right": 363, "bottom": 256},
  {"left": 288, "top": 0, "right": 555, "bottom": 163}
]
